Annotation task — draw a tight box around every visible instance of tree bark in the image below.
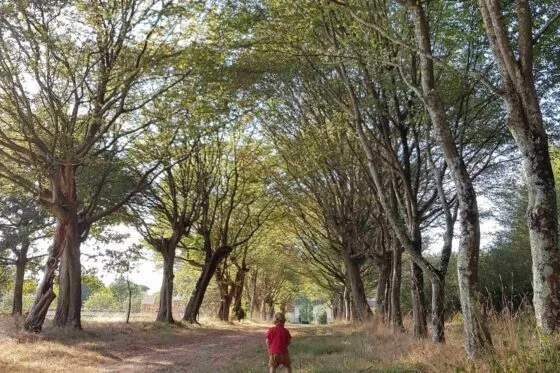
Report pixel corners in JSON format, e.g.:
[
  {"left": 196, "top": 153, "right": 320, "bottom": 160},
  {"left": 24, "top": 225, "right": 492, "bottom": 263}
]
[
  {"left": 232, "top": 267, "right": 247, "bottom": 321},
  {"left": 410, "top": 230, "right": 428, "bottom": 338},
  {"left": 182, "top": 247, "right": 230, "bottom": 323},
  {"left": 24, "top": 222, "right": 63, "bottom": 332},
  {"left": 216, "top": 267, "right": 232, "bottom": 321},
  {"left": 53, "top": 217, "right": 82, "bottom": 329},
  {"left": 267, "top": 299, "right": 274, "bottom": 320},
  {"left": 343, "top": 252, "right": 373, "bottom": 322},
  {"left": 431, "top": 275, "right": 445, "bottom": 343},
  {"left": 376, "top": 258, "right": 391, "bottom": 320},
  {"left": 249, "top": 269, "right": 258, "bottom": 320},
  {"left": 391, "top": 246, "right": 404, "bottom": 331},
  {"left": 261, "top": 298, "right": 267, "bottom": 321},
  {"left": 12, "top": 239, "right": 29, "bottom": 315},
  {"left": 126, "top": 276, "right": 132, "bottom": 324},
  {"left": 156, "top": 249, "right": 175, "bottom": 323},
  {"left": 217, "top": 290, "right": 232, "bottom": 321}
]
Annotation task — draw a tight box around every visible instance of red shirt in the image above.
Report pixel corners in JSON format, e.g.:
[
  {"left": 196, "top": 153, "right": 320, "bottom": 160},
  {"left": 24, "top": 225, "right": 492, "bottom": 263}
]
[{"left": 266, "top": 324, "right": 291, "bottom": 354}]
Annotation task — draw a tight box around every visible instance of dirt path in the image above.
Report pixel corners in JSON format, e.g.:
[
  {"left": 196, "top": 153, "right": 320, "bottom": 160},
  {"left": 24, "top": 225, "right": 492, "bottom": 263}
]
[
  {"left": 0, "top": 317, "right": 282, "bottom": 373},
  {"left": 99, "top": 324, "right": 267, "bottom": 373}
]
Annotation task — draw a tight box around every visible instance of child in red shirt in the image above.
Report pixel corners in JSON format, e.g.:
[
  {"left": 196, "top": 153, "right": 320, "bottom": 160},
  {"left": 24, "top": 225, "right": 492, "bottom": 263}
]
[{"left": 265, "top": 312, "right": 292, "bottom": 373}]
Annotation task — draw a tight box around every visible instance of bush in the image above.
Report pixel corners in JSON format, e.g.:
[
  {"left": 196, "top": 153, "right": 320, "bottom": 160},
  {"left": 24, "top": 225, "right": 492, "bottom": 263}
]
[
  {"left": 318, "top": 311, "right": 328, "bottom": 325},
  {"left": 234, "top": 305, "right": 246, "bottom": 321},
  {"left": 83, "top": 288, "right": 119, "bottom": 311}
]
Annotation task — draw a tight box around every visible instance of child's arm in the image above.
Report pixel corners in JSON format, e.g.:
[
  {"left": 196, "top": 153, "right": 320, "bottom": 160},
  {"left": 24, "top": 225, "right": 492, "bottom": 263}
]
[{"left": 265, "top": 329, "right": 272, "bottom": 352}]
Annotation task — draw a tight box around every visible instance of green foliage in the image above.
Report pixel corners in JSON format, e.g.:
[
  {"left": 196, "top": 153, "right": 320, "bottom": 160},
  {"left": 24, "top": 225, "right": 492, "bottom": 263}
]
[
  {"left": 82, "top": 271, "right": 105, "bottom": 303},
  {"left": 298, "top": 296, "right": 314, "bottom": 324},
  {"left": 109, "top": 278, "right": 148, "bottom": 313},
  {"left": 83, "top": 289, "right": 119, "bottom": 312},
  {"left": 0, "top": 266, "right": 13, "bottom": 294},
  {"left": 0, "top": 292, "right": 35, "bottom": 313}
]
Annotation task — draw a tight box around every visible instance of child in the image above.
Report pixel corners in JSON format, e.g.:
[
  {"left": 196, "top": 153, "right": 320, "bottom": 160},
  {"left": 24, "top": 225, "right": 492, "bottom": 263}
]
[{"left": 265, "top": 312, "right": 292, "bottom": 373}]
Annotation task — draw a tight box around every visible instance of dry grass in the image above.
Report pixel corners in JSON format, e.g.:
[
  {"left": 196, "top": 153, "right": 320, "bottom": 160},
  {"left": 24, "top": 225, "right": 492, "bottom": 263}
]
[
  {"left": 0, "top": 313, "right": 266, "bottom": 372},
  {"left": 2, "top": 311, "right": 560, "bottom": 372},
  {"left": 224, "top": 313, "right": 560, "bottom": 373}
]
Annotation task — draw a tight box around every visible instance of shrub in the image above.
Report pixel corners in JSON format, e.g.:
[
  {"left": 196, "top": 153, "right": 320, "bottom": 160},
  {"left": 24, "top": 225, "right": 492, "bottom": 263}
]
[{"left": 317, "top": 311, "right": 327, "bottom": 324}]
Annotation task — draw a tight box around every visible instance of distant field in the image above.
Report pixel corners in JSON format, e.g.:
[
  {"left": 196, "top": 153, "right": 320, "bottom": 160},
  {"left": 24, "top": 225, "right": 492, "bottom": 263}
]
[{"left": 43, "top": 310, "right": 158, "bottom": 322}]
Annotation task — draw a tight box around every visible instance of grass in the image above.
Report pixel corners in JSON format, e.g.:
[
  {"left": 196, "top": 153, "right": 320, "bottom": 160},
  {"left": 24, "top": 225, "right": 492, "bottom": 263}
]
[
  {"left": 2, "top": 311, "right": 560, "bottom": 372},
  {"left": 224, "top": 312, "right": 560, "bottom": 373}
]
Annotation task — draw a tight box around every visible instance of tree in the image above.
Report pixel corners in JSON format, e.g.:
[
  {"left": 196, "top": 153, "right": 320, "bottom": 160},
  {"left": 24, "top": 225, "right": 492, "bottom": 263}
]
[
  {"left": 127, "top": 133, "right": 204, "bottom": 324},
  {"left": 0, "top": 0, "right": 188, "bottom": 331},
  {"left": 476, "top": 0, "right": 560, "bottom": 336},
  {"left": 0, "top": 195, "right": 52, "bottom": 315},
  {"left": 181, "top": 134, "right": 274, "bottom": 323},
  {"left": 103, "top": 244, "right": 144, "bottom": 323}
]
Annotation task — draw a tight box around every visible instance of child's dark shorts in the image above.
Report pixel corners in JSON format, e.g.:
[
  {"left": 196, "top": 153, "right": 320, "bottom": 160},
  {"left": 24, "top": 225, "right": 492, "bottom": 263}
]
[{"left": 268, "top": 353, "right": 291, "bottom": 368}]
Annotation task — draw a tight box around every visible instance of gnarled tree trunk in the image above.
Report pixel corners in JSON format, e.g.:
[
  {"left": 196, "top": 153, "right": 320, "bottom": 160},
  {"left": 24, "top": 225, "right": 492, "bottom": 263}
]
[
  {"left": 231, "top": 267, "right": 247, "bottom": 321},
  {"left": 25, "top": 218, "right": 68, "bottom": 332},
  {"left": 53, "top": 217, "right": 82, "bottom": 329}
]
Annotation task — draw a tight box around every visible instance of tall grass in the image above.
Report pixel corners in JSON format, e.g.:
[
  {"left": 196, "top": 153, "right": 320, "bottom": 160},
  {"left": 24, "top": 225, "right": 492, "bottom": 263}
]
[{"left": 225, "top": 310, "right": 560, "bottom": 373}]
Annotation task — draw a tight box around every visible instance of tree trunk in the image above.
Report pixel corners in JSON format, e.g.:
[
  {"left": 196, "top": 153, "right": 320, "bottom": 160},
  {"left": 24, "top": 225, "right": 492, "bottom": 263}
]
[
  {"left": 521, "top": 132, "right": 560, "bottom": 335},
  {"left": 410, "top": 228, "right": 427, "bottom": 338},
  {"left": 53, "top": 217, "right": 82, "bottom": 329},
  {"left": 376, "top": 259, "right": 391, "bottom": 320},
  {"left": 232, "top": 268, "right": 247, "bottom": 321},
  {"left": 391, "top": 246, "right": 404, "bottom": 331},
  {"left": 24, "top": 221, "right": 64, "bottom": 332},
  {"left": 405, "top": 0, "right": 492, "bottom": 357},
  {"left": 126, "top": 276, "right": 132, "bottom": 324},
  {"left": 343, "top": 286, "right": 351, "bottom": 322},
  {"left": 249, "top": 269, "right": 258, "bottom": 320},
  {"left": 156, "top": 250, "right": 175, "bottom": 323},
  {"left": 217, "top": 291, "right": 232, "bottom": 321},
  {"left": 12, "top": 239, "right": 29, "bottom": 315},
  {"left": 216, "top": 270, "right": 232, "bottom": 321},
  {"left": 261, "top": 298, "right": 267, "bottom": 321},
  {"left": 267, "top": 299, "right": 274, "bottom": 320},
  {"left": 26, "top": 164, "right": 84, "bottom": 332},
  {"left": 411, "top": 259, "right": 427, "bottom": 338},
  {"left": 183, "top": 247, "right": 229, "bottom": 323},
  {"left": 343, "top": 251, "right": 373, "bottom": 322},
  {"left": 477, "top": 0, "right": 560, "bottom": 336},
  {"left": 431, "top": 275, "right": 445, "bottom": 343}
]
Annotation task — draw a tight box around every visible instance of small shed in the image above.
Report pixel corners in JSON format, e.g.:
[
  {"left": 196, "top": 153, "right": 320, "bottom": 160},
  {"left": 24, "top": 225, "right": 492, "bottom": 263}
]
[
  {"left": 141, "top": 294, "right": 185, "bottom": 315},
  {"left": 141, "top": 294, "right": 157, "bottom": 313}
]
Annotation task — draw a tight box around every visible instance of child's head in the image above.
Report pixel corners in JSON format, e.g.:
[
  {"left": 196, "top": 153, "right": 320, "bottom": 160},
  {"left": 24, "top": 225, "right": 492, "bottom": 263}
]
[{"left": 273, "top": 312, "right": 286, "bottom": 325}]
